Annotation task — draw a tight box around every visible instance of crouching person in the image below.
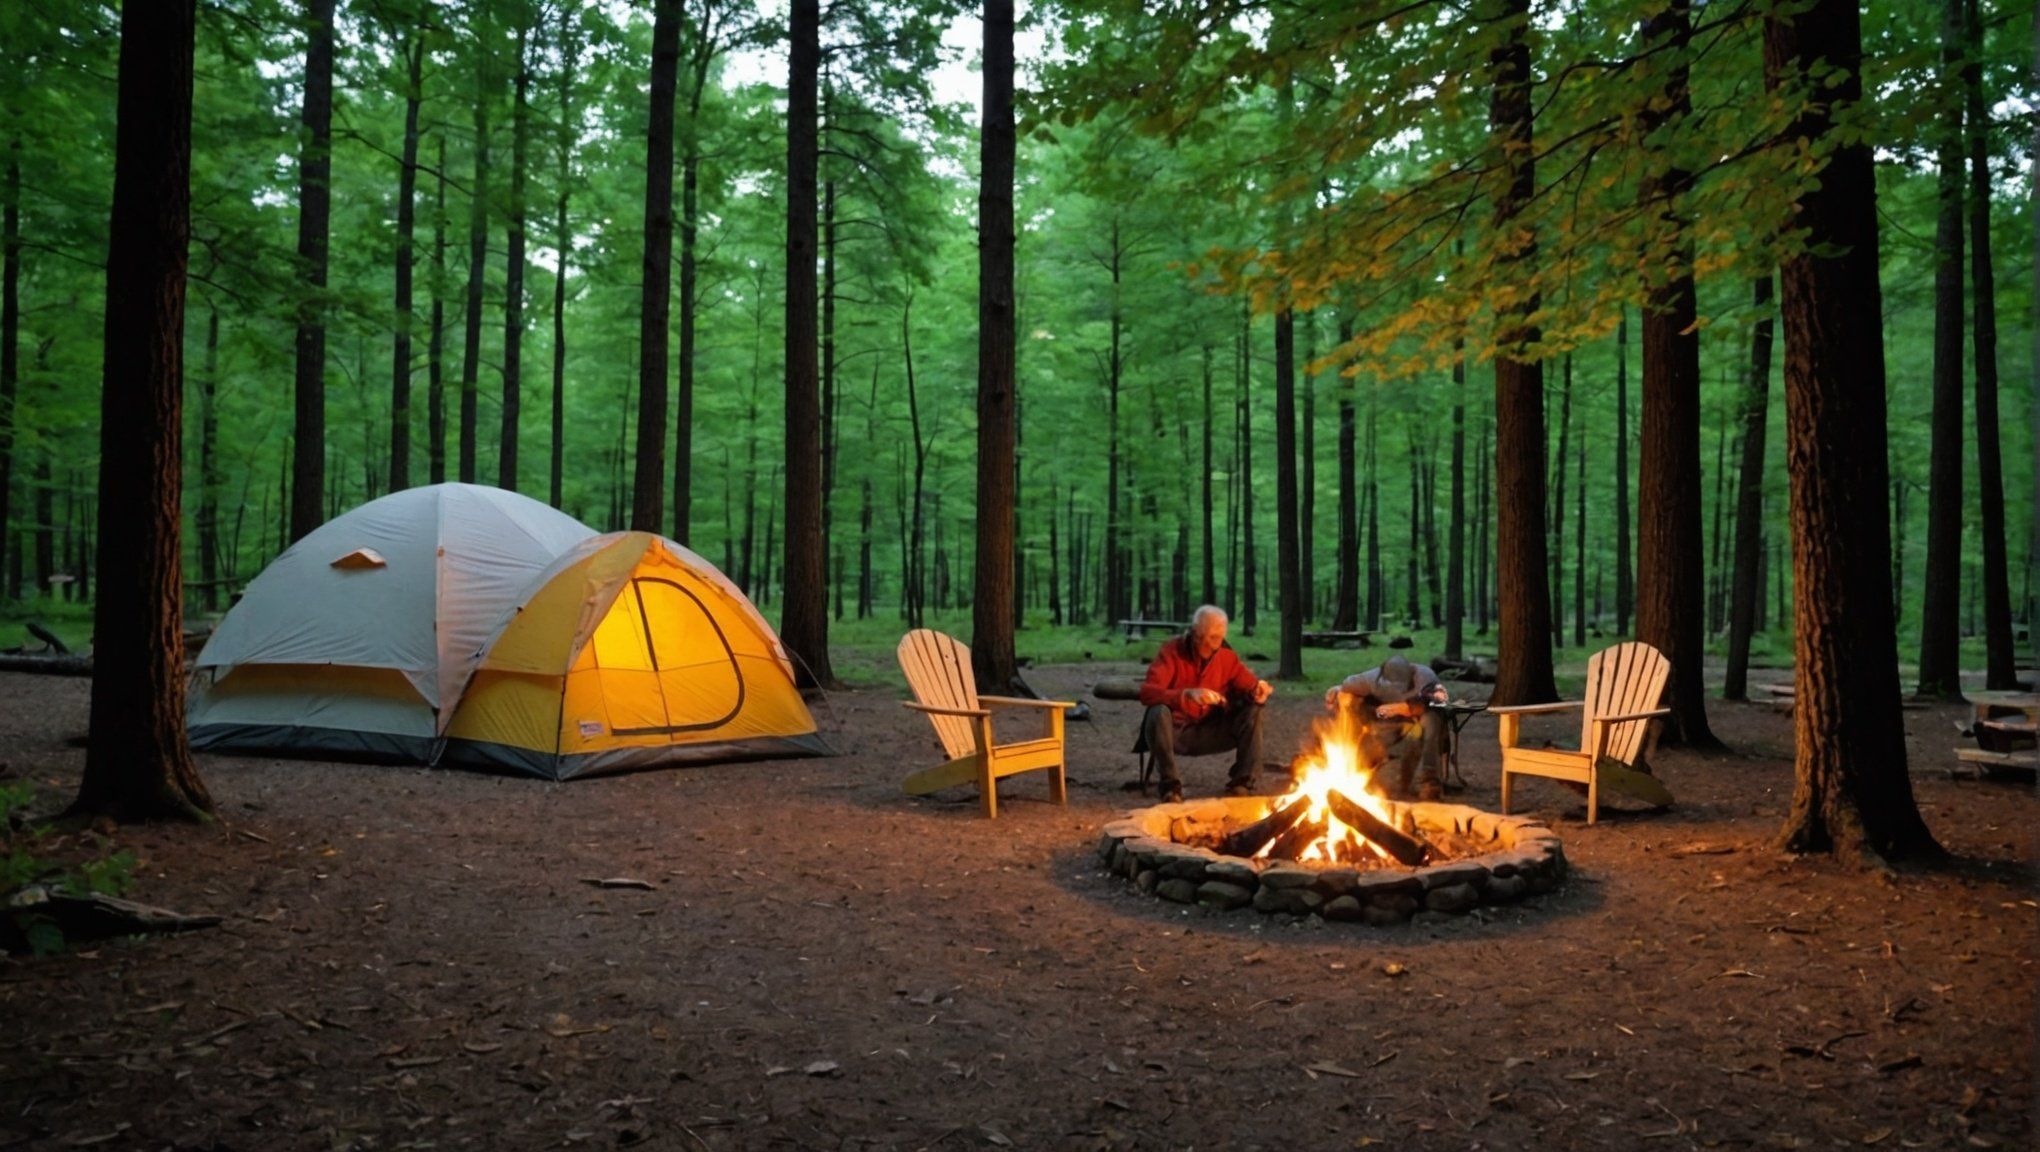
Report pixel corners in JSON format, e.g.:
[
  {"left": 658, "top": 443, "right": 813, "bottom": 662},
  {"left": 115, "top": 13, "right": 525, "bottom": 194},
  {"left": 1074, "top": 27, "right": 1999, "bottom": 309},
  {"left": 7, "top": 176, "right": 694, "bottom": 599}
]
[
  {"left": 1325, "top": 655, "right": 1449, "bottom": 801},
  {"left": 1138, "top": 605, "right": 1273, "bottom": 802}
]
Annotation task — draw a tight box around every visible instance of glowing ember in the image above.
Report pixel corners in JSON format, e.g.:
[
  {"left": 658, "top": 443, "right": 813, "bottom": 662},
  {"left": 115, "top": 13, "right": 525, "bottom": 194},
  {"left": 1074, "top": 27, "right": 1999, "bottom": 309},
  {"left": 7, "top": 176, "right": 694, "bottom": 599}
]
[{"left": 1255, "top": 705, "right": 1407, "bottom": 865}]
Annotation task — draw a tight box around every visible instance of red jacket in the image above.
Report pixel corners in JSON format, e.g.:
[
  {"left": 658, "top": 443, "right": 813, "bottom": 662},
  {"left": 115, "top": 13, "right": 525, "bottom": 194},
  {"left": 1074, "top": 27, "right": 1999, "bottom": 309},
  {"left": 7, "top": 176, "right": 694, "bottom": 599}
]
[{"left": 1139, "top": 635, "right": 1260, "bottom": 724}]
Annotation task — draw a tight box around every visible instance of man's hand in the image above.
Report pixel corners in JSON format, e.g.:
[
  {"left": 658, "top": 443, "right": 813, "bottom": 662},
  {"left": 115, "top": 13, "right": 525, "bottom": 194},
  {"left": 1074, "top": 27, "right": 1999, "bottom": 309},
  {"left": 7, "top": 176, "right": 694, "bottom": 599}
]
[
  {"left": 1185, "top": 687, "right": 1226, "bottom": 708},
  {"left": 1323, "top": 686, "right": 1343, "bottom": 710},
  {"left": 1376, "top": 700, "right": 1420, "bottom": 721},
  {"left": 1252, "top": 679, "right": 1273, "bottom": 705}
]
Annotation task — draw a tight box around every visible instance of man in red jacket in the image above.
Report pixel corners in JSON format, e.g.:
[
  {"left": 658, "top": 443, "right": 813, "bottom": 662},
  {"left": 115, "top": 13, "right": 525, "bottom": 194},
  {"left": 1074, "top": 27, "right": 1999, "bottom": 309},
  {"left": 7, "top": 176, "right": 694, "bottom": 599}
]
[{"left": 1138, "top": 605, "right": 1273, "bottom": 802}]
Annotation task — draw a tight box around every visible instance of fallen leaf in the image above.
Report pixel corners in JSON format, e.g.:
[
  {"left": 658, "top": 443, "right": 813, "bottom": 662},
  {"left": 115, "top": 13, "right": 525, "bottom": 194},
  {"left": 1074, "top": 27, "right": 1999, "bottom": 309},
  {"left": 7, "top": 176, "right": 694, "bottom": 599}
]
[
  {"left": 1301, "top": 1060, "right": 1362, "bottom": 1079},
  {"left": 1877, "top": 1054, "right": 1923, "bottom": 1074},
  {"left": 462, "top": 1040, "right": 504, "bottom": 1054},
  {"left": 1564, "top": 1071, "right": 1600, "bottom": 1081},
  {"left": 1860, "top": 1128, "right": 1893, "bottom": 1145},
  {"left": 803, "top": 1060, "right": 841, "bottom": 1077},
  {"left": 765, "top": 1065, "right": 792, "bottom": 1077},
  {"left": 1102, "top": 1097, "right": 1131, "bottom": 1112},
  {"left": 981, "top": 1126, "right": 1013, "bottom": 1147},
  {"left": 1381, "top": 962, "right": 1407, "bottom": 978},
  {"left": 387, "top": 1055, "right": 445, "bottom": 1069},
  {"left": 582, "top": 877, "right": 655, "bottom": 890},
  {"left": 1670, "top": 842, "right": 1736, "bottom": 856}
]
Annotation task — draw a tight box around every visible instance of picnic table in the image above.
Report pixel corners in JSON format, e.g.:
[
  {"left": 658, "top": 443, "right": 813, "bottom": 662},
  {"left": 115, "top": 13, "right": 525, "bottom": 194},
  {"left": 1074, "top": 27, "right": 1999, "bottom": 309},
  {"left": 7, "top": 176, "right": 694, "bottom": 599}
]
[{"left": 1955, "top": 690, "right": 2037, "bottom": 780}]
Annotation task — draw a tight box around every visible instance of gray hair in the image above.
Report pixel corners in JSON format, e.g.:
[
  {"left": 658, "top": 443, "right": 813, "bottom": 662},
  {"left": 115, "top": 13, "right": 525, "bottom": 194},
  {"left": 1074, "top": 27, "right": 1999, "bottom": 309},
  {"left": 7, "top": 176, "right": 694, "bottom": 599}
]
[{"left": 1190, "top": 605, "right": 1229, "bottom": 631}]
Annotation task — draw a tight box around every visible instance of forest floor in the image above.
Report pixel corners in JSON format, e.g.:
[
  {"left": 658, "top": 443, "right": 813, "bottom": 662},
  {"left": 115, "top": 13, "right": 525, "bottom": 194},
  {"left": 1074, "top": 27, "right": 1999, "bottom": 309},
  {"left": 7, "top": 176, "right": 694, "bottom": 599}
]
[{"left": 0, "top": 662, "right": 2032, "bottom": 1151}]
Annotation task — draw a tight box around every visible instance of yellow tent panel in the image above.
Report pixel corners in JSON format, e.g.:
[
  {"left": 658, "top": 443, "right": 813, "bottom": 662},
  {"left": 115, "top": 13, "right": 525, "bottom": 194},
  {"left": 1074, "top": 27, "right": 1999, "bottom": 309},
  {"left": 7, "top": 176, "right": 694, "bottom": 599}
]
[{"left": 444, "top": 533, "right": 827, "bottom": 778}]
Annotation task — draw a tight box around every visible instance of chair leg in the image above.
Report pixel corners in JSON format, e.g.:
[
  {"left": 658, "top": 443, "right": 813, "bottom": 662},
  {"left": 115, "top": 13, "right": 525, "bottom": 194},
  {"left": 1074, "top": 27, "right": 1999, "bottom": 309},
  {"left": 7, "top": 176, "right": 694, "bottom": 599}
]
[
  {"left": 1499, "top": 765, "right": 1513, "bottom": 814},
  {"left": 975, "top": 716, "right": 997, "bottom": 820},
  {"left": 1050, "top": 758, "right": 1068, "bottom": 806},
  {"left": 1585, "top": 767, "right": 1598, "bottom": 826}
]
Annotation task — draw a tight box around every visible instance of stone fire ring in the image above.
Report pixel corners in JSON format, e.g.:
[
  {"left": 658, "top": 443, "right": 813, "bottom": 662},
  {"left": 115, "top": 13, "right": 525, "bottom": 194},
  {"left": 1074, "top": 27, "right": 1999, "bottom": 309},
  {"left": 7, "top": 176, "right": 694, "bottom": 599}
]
[{"left": 1095, "top": 798, "right": 1566, "bottom": 925}]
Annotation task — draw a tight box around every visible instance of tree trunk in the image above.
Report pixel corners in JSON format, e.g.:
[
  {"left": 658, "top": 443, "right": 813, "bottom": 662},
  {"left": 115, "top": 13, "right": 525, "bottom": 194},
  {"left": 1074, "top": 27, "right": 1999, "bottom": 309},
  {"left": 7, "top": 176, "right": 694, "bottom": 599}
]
[
  {"left": 549, "top": 8, "right": 574, "bottom": 509},
  {"left": 1574, "top": 390, "right": 1586, "bottom": 647},
  {"left": 429, "top": 138, "right": 447, "bottom": 486},
  {"left": 1445, "top": 342, "right": 1466, "bottom": 657},
  {"left": 1239, "top": 301, "right": 1257, "bottom": 631},
  {"left": 1273, "top": 304, "right": 1303, "bottom": 678},
  {"left": 1334, "top": 378, "right": 1358, "bottom": 632},
  {"left": 1474, "top": 420, "right": 1489, "bottom": 636},
  {"left": 1765, "top": 0, "right": 1940, "bottom": 864},
  {"left": 1964, "top": 0, "right": 2016, "bottom": 690},
  {"left": 1915, "top": 0, "right": 1968, "bottom": 700},
  {"left": 289, "top": 0, "right": 335, "bottom": 541},
  {"left": 1201, "top": 343, "right": 1216, "bottom": 605},
  {"left": 1, "top": 147, "right": 18, "bottom": 595},
  {"left": 1615, "top": 305, "right": 1632, "bottom": 634},
  {"left": 1299, "top": 312, "right": 1316, "bottom": 612},
  {"left": 672, "top": 42, "right": 711, "bottom": 543},
  {"left": 1364, "top": 391, "right": 1381, "bottom": 628},
  {"left": 1488, "top": 0, "right": 1557, "bottom": 705},
  {"left": 1404, "top": 426, "right": 1420, "bottom": 623},
  {"left": 389, "top": 37, "right": 422, "bottom": 493},
  {"left": 904, "top": 303, "right": 927, "bottom": 629},
  {"left": 70, "top": 0, "right": 211, "bottom": 822},
  {"left": 1709, "top": 408, "right": 1729, "bottom": 633},
  {"left": 970, "top": 0, "right": 1018, "bottom": 691},
  {"left": 1550, "top": 352, "right": 1570, "bottom": 647},
  {"left": 198, "top": 306, "right": 220, "bottom": 612},
  {"left": 498, "top": 20, "right": 530, "bottom": 491},
  {"left": 458, "top": 17, "right": 490, "bottom": 487},
  {"left": 780, "top": 0, "right": 831, "bottom": 686},
  {"left": 631, "top": 0, "right": 679, "bottom": 530},
  {"left": 1634, "top": 0, "right": 1717, "bottom": 743},
  {"left": 1725, "top": 276, "right": 1775, "bottom": 700}
]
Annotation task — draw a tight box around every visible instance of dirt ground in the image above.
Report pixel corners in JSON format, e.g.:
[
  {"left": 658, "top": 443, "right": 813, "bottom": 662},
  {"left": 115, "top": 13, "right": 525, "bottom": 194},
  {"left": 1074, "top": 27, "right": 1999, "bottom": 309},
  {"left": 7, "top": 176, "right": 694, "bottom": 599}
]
[{"left": 0, "top": 663, "right": 2032, "bottom": 1151}]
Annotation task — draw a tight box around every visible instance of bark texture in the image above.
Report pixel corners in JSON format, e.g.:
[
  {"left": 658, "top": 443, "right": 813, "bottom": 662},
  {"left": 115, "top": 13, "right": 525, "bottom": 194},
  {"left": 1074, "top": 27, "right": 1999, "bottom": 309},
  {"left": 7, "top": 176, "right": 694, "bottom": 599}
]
[{"left": 970, "top": 0, "right": 1018, "bottom": 692}]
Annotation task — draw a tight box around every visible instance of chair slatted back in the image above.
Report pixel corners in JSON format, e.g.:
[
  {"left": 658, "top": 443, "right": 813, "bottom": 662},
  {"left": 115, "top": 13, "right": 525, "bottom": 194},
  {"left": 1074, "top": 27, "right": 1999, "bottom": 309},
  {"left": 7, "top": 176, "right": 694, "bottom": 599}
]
[
  {"left": 898, "top": 629, "right": 981, "bottom": 759},
  {"left": 1581, "top": 641, "right": 1670, "bottom": 766}
]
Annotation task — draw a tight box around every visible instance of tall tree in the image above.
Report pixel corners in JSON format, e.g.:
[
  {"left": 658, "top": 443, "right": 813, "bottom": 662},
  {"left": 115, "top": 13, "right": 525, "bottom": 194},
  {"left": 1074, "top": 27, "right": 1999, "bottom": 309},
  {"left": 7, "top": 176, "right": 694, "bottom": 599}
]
[
  {"left": 550, "top": 3, "right": 579, "bottom": 509},
  {"left": 1614, "top": 305, "right": 1632, "bottom": 635},
  {"left": 631, "top": 0, "right": 680, "bottom": 530},
  {"left": 1487, "top": 0, "right": 1557, "bottom": 705},
  {"left": 289, "top": 0, "right": 335, "bottom": 541},
  {"left": 428, "top": 137, "right": 448, "bottom": 485},
  {"left": 498, "top": 17, "right": 531, "bottom": 491},
  {"left": 1765, "top": 0, "right": 1938, "bottom": 863},
  {"left": 1963, "top": 0, "right": 2016, "bottom": 690},
  {"left": 1915, "top": 0, "right": 1967, "bottom": 700},
  {"left": 970, "top": 0, "right": 1018, "bottom": 691},
  {"left": 1633, "top": 0, "right": 1717, "bottom": 744},
  {"left": 1724, "top": 275, "right": 1774, "bottom": 700},
  {"left": 1201, "top": 342, "right": 1217, "bottom": 604},
  {"left": 1443, "top": 340, "right": 1466, "bottom": 659},
  {"left": 0, "top": 146, "right": 17, "bottom": 592},
  {"left": 389, "top": 33, "right": 424, "bottom": 492},
  {"left": 1550, "top": 352, "right": 1570, "bottom": 647},
  {"left": 458, "top": 6, "right": 491, "bottom": 485},
  {"left": 780, "top": 0, "right": 832, "bottom": 685},
  {"left": 71, "top": 0, "right": 211, "bottom": 821},
  {"left": 1273, "top": 303, "right": 1303, "bottom": 677}
]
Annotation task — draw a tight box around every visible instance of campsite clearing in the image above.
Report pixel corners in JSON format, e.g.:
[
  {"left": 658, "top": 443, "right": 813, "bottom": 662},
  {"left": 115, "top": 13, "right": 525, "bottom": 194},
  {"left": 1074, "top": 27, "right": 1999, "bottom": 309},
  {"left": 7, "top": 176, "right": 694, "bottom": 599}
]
[{"left": 0, "top": 666, "right": 2031, "bottom": 1150}]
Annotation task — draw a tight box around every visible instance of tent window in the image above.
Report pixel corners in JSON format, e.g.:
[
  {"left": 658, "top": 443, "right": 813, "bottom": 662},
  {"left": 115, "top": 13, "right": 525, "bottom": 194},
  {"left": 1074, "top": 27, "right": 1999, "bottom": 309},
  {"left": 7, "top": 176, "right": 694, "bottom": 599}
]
[{"left": 606, "top": 576, "right": 747, "bottom": 735}]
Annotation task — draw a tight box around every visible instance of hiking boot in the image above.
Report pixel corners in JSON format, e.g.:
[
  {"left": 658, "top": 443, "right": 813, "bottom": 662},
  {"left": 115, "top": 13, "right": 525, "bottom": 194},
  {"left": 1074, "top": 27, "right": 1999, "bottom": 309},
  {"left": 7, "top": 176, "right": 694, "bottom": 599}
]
[
  {"left": 1224, "top": 780, "right": 1257, "bottom": 798},
  {"left": 1416, "top": 778, "right": 1444, "bottom": 802},
  {"left": 1158, "top": 781, "right": 1184, "bottom": 803}
]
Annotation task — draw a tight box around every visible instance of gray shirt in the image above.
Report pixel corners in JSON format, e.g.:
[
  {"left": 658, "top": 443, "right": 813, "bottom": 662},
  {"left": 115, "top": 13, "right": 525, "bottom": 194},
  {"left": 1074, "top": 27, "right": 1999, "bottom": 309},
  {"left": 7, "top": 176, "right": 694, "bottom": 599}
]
[{"left": 1338, "top": 663, "right": 1446, "bottom": 709}]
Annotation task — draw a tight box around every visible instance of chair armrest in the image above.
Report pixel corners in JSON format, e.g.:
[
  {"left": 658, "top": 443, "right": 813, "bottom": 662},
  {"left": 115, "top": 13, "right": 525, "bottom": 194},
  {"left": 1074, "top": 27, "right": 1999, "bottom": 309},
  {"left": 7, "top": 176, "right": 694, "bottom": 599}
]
[
  {"left": 1592, "top": 709, "right": 1670, "bottom": 725},
  {"left": 1488, "top": 701, "right": 1584, "bottom": 715},
  {"left": 980, "top": 695, "right": 1077, "bottom": 710},
  {"left": 903, "top": 701, "right": 991, "bottom": 718}
]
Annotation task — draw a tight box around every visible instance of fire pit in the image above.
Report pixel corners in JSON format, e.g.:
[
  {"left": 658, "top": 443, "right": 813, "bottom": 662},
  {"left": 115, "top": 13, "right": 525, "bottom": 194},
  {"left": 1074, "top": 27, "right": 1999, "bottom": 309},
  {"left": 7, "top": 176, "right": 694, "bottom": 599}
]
[{"left": 1094, "top": 708, "right": 1566, "bottom": 924}]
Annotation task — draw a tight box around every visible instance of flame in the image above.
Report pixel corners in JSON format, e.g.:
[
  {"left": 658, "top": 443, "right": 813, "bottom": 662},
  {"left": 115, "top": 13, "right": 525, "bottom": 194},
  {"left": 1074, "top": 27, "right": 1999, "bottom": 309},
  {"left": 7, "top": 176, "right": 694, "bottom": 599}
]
[{"left": 1254, "top": 704, "right": 1404, "bottom": 865}]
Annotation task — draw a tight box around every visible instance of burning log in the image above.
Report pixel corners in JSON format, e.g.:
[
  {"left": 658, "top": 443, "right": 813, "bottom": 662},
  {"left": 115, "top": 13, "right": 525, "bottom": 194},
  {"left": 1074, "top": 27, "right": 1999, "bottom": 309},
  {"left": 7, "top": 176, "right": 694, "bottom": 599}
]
[
  {"left": 1220, "top": 796, "right": 1310, "bottom": 857},
  {"left": 1265, "top": 812, "right": 1330, "bottom": 860},
  {"left": 1325, "top": 790, "right": 1432, "bottom": 867}
]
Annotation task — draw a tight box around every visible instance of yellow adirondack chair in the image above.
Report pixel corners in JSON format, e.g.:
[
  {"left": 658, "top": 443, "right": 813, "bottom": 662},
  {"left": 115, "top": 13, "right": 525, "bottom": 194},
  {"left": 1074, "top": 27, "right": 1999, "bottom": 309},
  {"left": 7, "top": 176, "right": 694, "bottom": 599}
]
[
  {"left": 1495, "top": 641, "right": 1675, "bottom": 824},
  {"left": 897, "top": 629, "right": 1073, "bottom": 818}
]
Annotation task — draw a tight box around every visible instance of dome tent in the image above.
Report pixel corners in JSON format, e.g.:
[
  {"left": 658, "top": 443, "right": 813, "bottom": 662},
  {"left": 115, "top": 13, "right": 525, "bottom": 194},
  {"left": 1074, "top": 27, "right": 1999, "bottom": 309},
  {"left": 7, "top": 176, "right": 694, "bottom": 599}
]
[
  {"left": 442, "top": 531, "right": 829, "bottom": 778},
  {"left": 190, "top": 484, "right": 595, "bottom": 762},
  {"left": 189, "top": 485, "right": 826, "bottom": 778}
]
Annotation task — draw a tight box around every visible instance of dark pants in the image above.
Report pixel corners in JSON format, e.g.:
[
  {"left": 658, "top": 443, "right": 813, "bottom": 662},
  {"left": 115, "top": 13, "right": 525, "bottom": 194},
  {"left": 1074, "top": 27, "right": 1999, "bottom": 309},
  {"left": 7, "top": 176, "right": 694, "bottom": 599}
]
[
  {"left": 1141, "top": 703, "right": 1263, "bottom": 790},
  {"left": 1361, "top": 708, "right": 1448, "bottom": 796}
]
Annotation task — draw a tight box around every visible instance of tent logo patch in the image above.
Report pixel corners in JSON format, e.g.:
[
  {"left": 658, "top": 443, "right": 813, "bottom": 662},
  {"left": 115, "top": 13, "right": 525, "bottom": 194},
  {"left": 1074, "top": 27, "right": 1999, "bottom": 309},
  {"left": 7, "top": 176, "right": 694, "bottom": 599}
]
[{"left": 578, "top": 720, "right": 604, "bottom": 738}]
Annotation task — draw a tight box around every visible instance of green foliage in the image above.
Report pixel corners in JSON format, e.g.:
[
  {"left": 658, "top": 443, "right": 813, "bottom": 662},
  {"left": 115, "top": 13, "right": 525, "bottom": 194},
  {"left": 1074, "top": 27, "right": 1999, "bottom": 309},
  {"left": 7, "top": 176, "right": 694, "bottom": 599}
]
[{"left": 1, "top": 782, "right": 137, "bottom": 956}]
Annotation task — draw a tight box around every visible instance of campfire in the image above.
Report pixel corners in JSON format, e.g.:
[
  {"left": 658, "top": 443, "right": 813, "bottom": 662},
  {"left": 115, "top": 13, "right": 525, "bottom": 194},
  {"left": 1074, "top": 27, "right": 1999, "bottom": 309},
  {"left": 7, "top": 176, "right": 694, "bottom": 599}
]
[
  {"left": 1096, "top": 708, "right": 1568, "bottom": 924},
  {"left": 1222, "top": 707, "right": 1433, "bottom": 867}
]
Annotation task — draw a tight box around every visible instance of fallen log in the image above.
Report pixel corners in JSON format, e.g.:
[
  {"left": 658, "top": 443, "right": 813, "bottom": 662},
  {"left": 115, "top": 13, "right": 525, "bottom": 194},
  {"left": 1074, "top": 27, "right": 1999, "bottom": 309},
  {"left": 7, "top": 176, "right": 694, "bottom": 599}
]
[
  {"left": 0, "top": 653, "right": 93, "bottom": 677},
  {"left": 1325, "top": 790, "right": 1432, "bottom": 867},
  {"left": 3, "top": 885, "right": 221, "bottom": 953},
  {"left": 1091, "top": 677, "right": 1143, "bottom": 701},
  {"left": 1220, "top": 795, "right": 1310, "bottom": 858}
]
